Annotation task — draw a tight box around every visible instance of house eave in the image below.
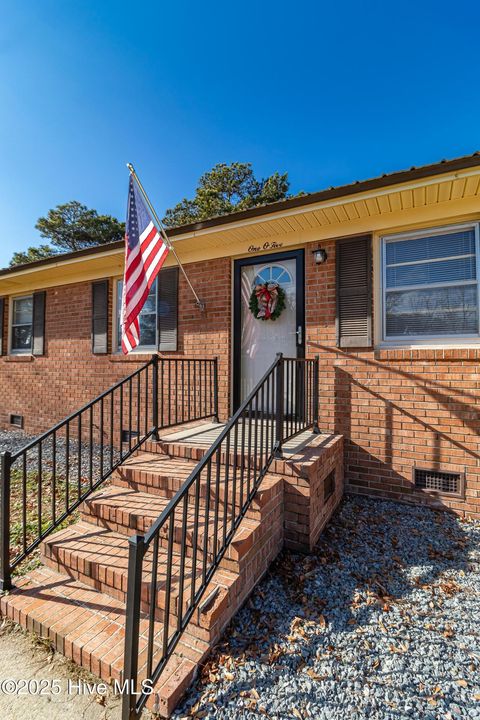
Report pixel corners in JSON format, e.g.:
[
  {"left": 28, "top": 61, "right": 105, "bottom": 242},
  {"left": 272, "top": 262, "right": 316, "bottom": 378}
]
[{"left": 1, "top": 151, "right": 480, "bottom": 293}]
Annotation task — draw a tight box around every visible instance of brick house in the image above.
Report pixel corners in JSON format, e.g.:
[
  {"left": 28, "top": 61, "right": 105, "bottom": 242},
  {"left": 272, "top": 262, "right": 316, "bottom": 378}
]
[
  {"left": 2, "top": 153, "right": 480, "bottom": 517},
  {"left": 2, "top": 152, "right": 480, "bottom": 717}
]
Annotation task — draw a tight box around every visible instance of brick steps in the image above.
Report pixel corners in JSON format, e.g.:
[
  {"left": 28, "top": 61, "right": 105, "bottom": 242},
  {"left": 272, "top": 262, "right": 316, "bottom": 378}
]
[
  {"left": 144, "top": 436, "right": 272, "bottom": 467},
  {"left": 41, "top": 521, "right": 239, "bottom": 641},
  {"left": 80, "top": 485, "right": 260, "bottom": 573},
  {"left": 0, "top": 565, "right": 209, "bottom": 717},
  {"left": 112, "top": 452, "right": 278, "bottom": 521},
  {"left": 1, "top": 441, "right": 288, "bottom": 717}
]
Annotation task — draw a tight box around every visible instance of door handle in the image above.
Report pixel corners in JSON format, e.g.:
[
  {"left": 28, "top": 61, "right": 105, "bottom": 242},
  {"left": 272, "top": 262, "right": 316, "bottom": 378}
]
[{"left": 296, "top": 325, "right": 303, "bottom": 346}]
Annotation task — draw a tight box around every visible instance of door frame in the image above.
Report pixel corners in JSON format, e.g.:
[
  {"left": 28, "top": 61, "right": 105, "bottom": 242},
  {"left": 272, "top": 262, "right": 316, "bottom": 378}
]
[{"left": 232, "top": 248, "right": 305, "bottom": 410}]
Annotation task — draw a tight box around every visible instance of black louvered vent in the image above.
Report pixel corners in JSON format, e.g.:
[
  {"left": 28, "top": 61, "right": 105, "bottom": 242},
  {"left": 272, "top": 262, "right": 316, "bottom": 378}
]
[
  {"left": 158, "top": 266, "right": 179, "bottom": 351},
  {"left": 0, "top": 297, "right": 4, "bottom": 356},
  {"left": 32, "top": 290, "right": 46, "bottom": 356},
  {"left": 324, "top": 469, "right": 335, "bottom": 502},
  {"left": 9, "top": 414, "right": 23, "bottom": 428},
  {"left": 92, "top": 279, "right": 109, "bottom": 354},
  {"left": 414, "top": 468, "right": 464, "bottom": 497},
  {"left": 336, "top": 235, "right": 372, "bottom": 347}
]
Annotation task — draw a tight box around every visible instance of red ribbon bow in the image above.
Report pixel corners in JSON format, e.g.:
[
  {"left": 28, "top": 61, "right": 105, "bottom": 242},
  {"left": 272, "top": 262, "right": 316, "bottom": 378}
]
[{"left": 254, "top": 282, "right": 279, "bottom": 319}]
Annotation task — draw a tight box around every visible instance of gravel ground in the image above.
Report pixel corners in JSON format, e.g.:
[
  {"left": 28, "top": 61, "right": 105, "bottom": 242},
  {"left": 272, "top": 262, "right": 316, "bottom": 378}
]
[
  {"left": 0, "top": 430, "right": 36, "bottom": 455},
  {"left": 174, "top": 496, "right": 480, "bottom": 720},
  {"left": 0, "top": 429, "right": 119, "bottom": 573},
  {"left": 0, "top": 429, "right": 119, "bottom": 480}
]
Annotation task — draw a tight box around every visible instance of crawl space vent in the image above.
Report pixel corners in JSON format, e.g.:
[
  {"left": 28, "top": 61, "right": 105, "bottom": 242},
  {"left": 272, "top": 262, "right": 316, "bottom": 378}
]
[
  {"left": 9, "top": 414, "right": 23, "bottom": 429},
  {"left": 121, "top": 429, "right": 139, "bottom": 443},
  {"left": 324, "top": 470, "right": 335, "bottom": 502},
  {"left": 414, "top": 468, "right": 464, "bottom": 497}
]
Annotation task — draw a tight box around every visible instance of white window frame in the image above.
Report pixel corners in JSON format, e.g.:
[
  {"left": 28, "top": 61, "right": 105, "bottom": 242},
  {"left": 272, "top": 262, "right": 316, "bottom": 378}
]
[
  {"left": 114, "top": 278, "right": 158, "bottom": 352},
  {"left": 9, "top": 294, "right": 34, "bottom": 355},
  {"left": 380, "top": 222, "right": 480, "bottom": 346}
]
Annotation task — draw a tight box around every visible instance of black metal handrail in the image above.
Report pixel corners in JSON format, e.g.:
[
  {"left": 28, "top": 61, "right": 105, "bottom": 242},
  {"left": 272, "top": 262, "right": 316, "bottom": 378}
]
[
  {"left": 0, "top": 355, "right": 218, "bottom": 590},
  {"left": 121, "top": 354, "right": 319, "bottom": 719}
]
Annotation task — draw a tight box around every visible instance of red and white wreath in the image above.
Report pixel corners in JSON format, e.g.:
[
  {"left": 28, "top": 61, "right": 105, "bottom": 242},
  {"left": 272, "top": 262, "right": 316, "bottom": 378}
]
[{"left": 248, "top": 282, "right": 286, "bottom": 321}]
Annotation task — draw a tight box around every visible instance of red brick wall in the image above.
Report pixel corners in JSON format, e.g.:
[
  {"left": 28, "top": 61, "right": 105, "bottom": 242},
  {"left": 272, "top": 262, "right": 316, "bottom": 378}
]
[
  {"left": 2, "top": 244, "right": 480, "bottom": 518},
  {"left": 304, "top": 238, "right": 480, "bottom": 519},
  {"left": 0, "top": 257, "right": 231, "bottom": 434}
]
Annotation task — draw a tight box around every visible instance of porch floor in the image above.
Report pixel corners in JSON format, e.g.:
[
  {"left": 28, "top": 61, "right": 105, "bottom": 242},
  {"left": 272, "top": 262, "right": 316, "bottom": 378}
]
[{"left": 161, "top": 420, "right": 318, "bottom": 456}]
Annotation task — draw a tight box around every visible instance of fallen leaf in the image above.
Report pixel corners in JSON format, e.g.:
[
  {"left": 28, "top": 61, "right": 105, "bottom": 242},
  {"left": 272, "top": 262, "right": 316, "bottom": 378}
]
[
  {"left": 456, "top": 679, "right": 468, "bottom": 688},
  {"left": 306, "top": 668, "right": 324, "bottom": 681},
  {"left": 378, "top": 619, "right": 388, "bottom": 633}
]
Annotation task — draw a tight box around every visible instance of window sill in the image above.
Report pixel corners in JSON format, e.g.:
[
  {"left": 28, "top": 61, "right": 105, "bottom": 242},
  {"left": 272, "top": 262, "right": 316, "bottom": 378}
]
[
  {"left": 375, "top": 346, "right": 480, "bottom": 361},
  {"left": 4, "top": 354, "right": 34, "bottom": 362},
  {"left": 110, "top": 353, "right": 156, "bottom": 362}
]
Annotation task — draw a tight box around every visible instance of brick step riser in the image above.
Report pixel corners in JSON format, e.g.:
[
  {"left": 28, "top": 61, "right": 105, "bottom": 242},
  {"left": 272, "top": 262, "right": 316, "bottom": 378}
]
[
  {"left": 40, "top": 550, "right": 232, "bottom": 642},
  {"left": 80, "top": 510, "right": 264, "bottom": 575},
  {"left": 0, "top": 587, "right": 209, "bottom": 718},
  {"left": 111, "top": 476, "right": 267, "bottom": 522},
  {"left": 144, "top": 439, "right": 277, "bottom": 469},
  {"left": 41, "top": 500, "right": 281, "bottom": 634},
  {"left": 79, "top": 484, "right": 282, "bottom": 543},
  {"left": 80, "top": 500, "right": 282, "bottom": 576},
  {"left": 40, "top": 544, "right": 273, "bottom": 647}
]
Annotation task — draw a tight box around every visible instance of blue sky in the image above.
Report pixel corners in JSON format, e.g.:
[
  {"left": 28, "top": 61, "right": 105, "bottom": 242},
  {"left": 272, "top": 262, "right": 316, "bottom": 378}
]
[{"left": 1, "top": 0, "right": 479, "bottom": 268}]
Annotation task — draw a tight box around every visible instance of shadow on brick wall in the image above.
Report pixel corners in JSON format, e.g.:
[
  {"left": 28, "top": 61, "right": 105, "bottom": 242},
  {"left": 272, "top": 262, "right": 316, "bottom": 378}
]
[{"left": 308, "top": 342, "right": 480, "bottom": 511}]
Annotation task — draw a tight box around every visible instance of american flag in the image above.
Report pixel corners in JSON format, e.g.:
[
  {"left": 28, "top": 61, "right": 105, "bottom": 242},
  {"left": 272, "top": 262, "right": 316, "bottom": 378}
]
[{"left": 121, "top": 176, "right": 170, "bottom": 353}]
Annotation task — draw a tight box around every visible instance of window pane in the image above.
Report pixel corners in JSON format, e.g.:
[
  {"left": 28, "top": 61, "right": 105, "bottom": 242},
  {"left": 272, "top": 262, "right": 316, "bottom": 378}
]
[
  {"left": 12, "top": 325, "right": 32, "bottom": 350},
  {"left": 13, "top": 297, "right": 33, "bottom": 325},
  {"left": 117, "top": 279, "right": 157, "bottom": 348},
  {"left": 271, "top": 266, "right": 284, "bottom": 281},
  {"left": 386, "top": 285, "right": 478, "bottom": 337},
  {"left": 138, "top": 313, "right": 156, "bottom": 346},
  {"left": 385, "top": 230, "right": 475, "bottom": 265},
  {"left": 254, "top": 265, "right": 293, "bottom": 286},
  {"left": 386, "top": 256, "right": 476, "bottom": 288},
  {"left": 142, "top": 290, "right": 156, "bottom": 314},
  {"left": 254, "top": 269, "right": 269, "bottom": 284}
]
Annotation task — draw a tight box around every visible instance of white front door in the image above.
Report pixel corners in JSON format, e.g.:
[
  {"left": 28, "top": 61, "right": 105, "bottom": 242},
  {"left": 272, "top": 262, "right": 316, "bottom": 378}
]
[{"left": 235, "top": 252, "right": 304, "bottom": 405}]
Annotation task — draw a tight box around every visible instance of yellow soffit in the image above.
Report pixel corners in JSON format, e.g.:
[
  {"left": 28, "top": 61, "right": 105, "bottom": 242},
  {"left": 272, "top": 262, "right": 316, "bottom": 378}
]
[
  {"left": 170, "top": 164, "right": 480, "bottom": 260},
  {"left": 2, "top": 163, "right": 480, "bottom": 293}
]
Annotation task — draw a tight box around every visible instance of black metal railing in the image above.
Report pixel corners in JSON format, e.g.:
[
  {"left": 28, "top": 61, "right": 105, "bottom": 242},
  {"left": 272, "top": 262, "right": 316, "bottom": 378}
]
[
  {"left": 0, "top": 355, "right": 218, "bottom": 591},
  {"left": 121, "top": 354, "right": 319, "bottom": 719},
  {"left": 157, "top": 357, "right": 218, "bottom": 430}
]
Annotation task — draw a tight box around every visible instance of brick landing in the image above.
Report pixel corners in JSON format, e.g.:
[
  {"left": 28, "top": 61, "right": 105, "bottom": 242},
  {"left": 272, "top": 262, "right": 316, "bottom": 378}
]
[{"left": 1, "top": 427, "right": 343, "bottom": 717}]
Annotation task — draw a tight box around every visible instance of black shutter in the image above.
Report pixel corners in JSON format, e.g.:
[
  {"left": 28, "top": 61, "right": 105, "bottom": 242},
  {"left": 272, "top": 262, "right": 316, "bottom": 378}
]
[
  {"left": 92, "top": 279, "right": 109, "bottom": 354},
  {"left": 336, "top": 235, "right": 372, "bottom": 348},
  {"left": 0, "top": 298, "right": 4, "bottom": 356},
  {"left": 32, "top": 290, "right": 46, "bottom": 356},
  {"left": 158, "top": 267, "right": 178, "bottom": 351}
]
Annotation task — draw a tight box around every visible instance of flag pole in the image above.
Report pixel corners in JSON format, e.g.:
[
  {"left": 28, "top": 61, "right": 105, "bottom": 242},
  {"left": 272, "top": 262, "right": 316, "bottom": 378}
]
[{"left": 126, "top": 163, "right": 205, "bottom": 312}]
